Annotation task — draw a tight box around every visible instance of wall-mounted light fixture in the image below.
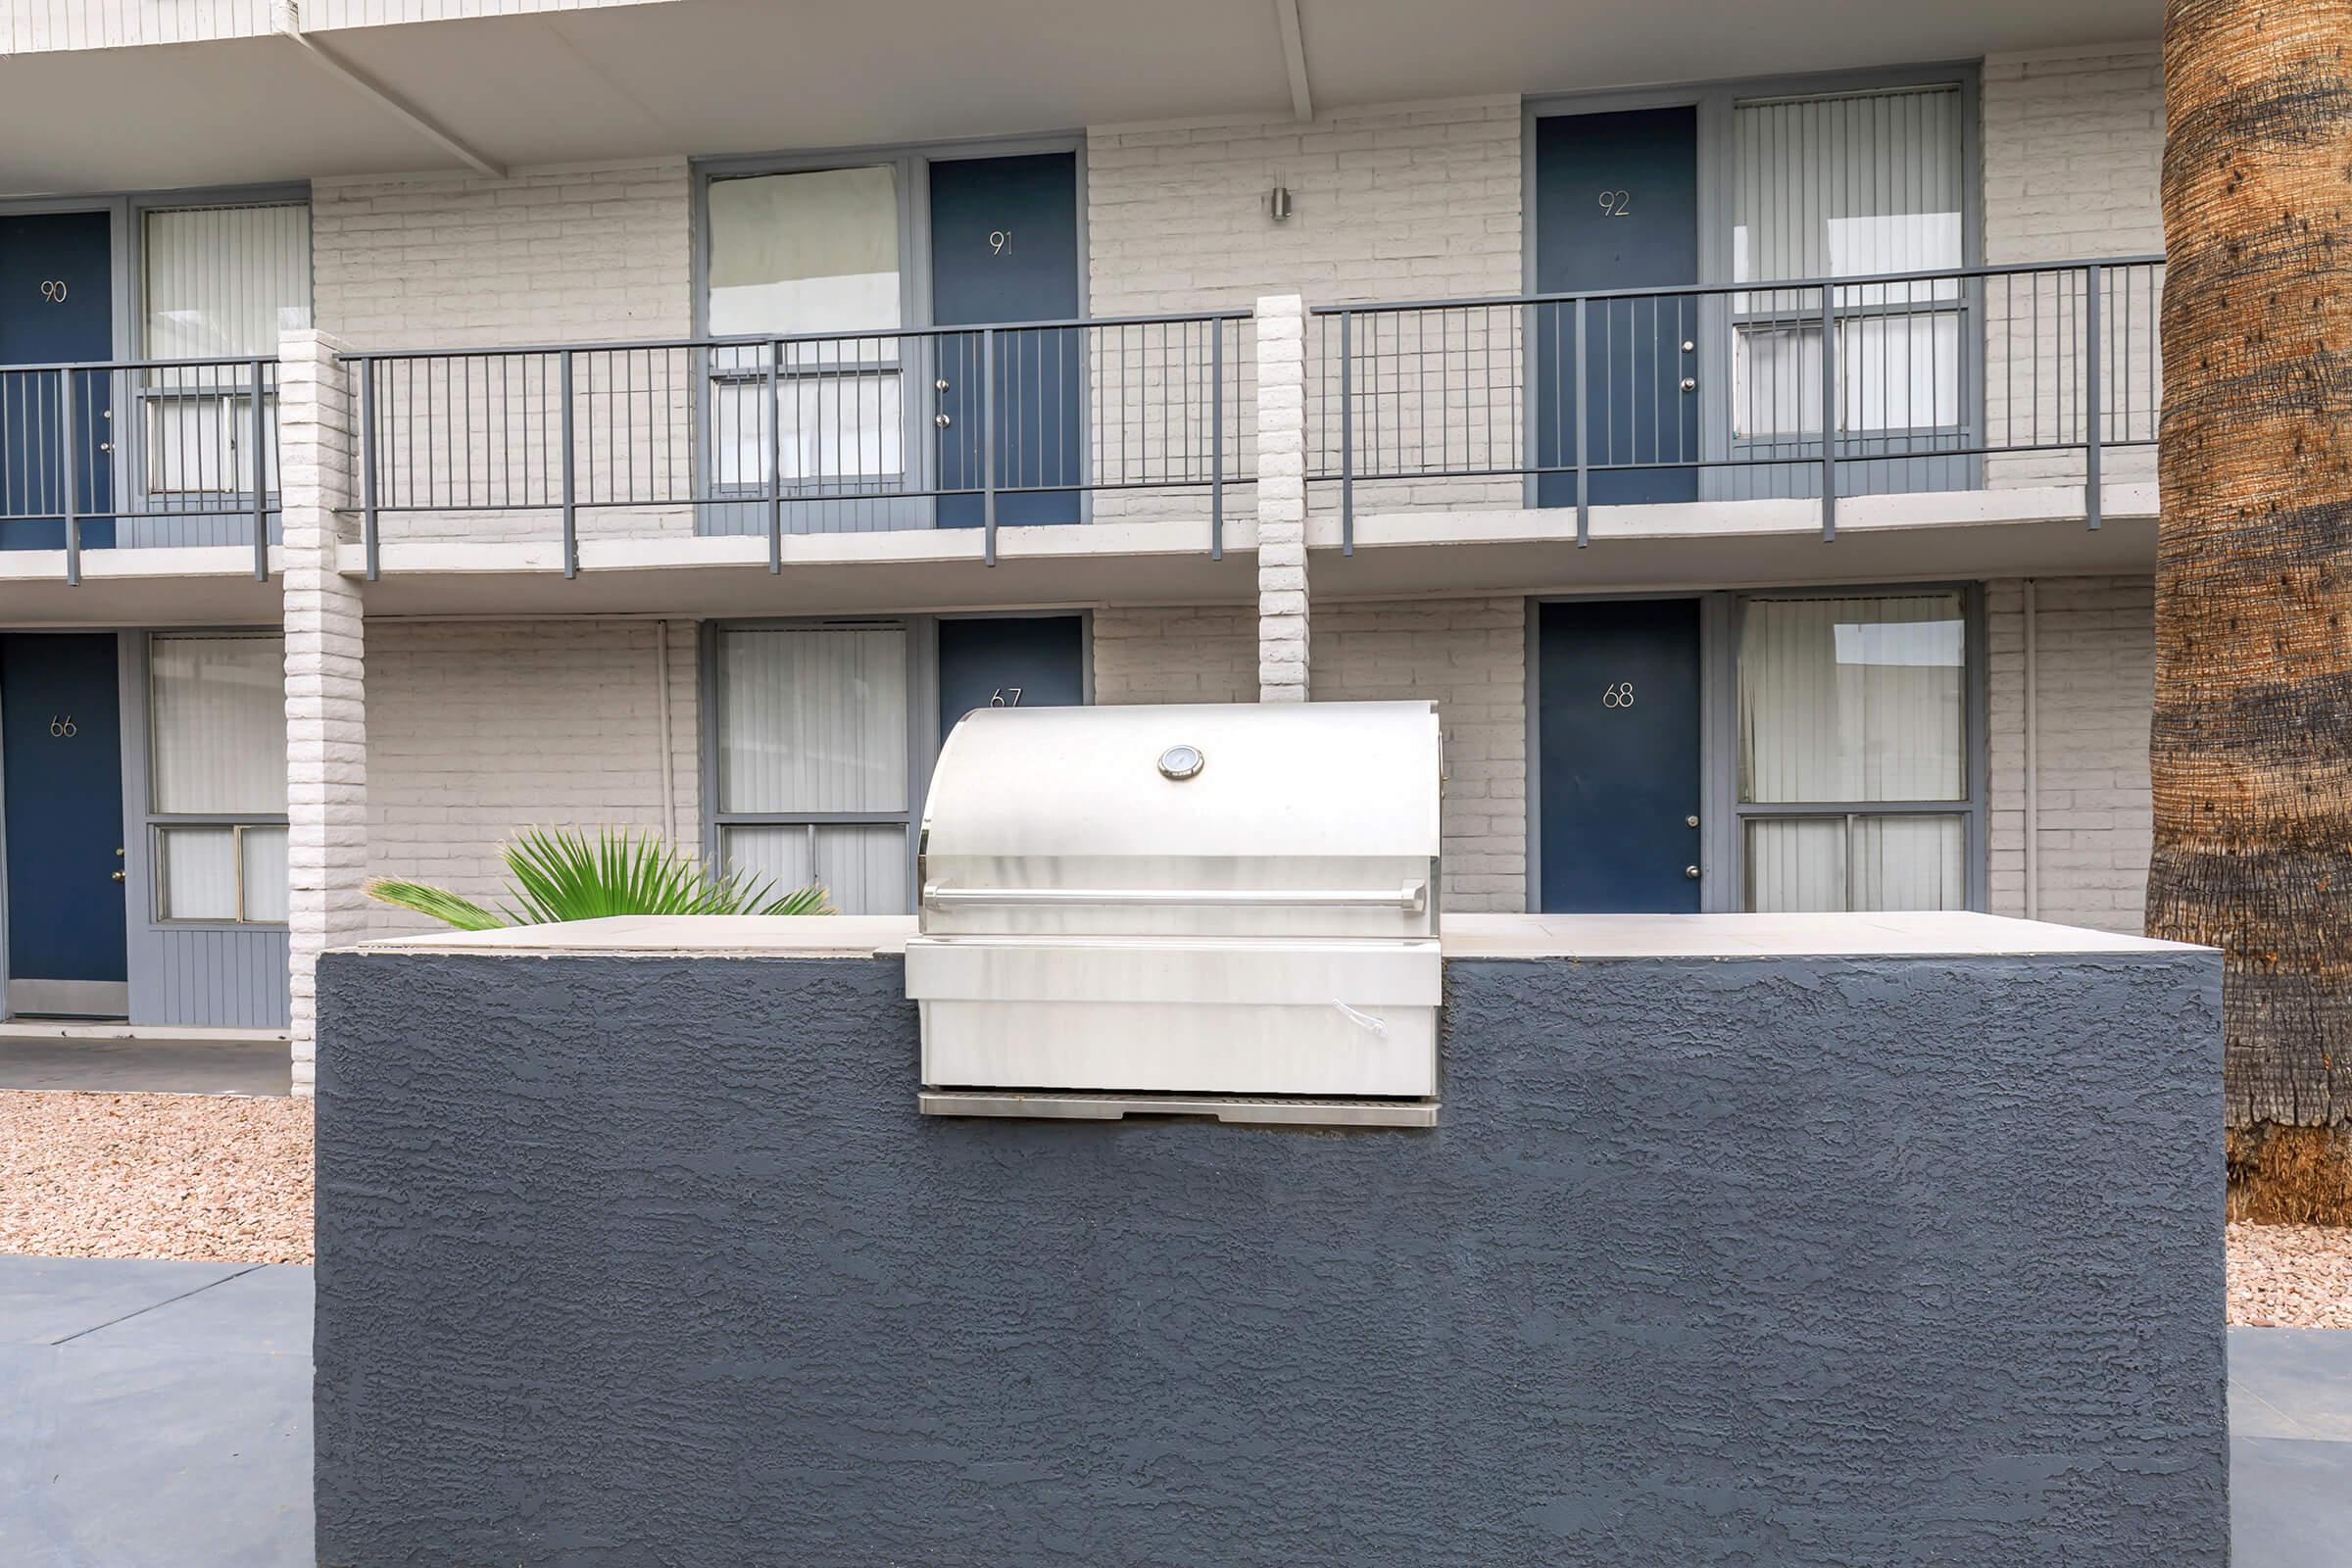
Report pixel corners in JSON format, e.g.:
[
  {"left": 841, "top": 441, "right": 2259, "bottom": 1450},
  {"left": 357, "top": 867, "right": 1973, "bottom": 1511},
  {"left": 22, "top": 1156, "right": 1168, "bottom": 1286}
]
[{"left": 1269, "top": 184, "right": 1293, "bottom": 222}]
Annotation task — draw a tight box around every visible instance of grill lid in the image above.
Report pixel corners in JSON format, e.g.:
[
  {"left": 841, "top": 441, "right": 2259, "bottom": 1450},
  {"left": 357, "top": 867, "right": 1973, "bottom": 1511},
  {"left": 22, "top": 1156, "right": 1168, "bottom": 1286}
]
[{"left": 917, "top": 700, "right": 1442, "bottom": 939}]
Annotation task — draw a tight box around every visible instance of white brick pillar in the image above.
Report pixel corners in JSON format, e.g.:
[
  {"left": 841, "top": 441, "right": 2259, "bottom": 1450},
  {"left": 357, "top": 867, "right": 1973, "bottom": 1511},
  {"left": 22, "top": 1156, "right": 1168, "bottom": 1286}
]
[
  {"left": 1253, "top": 294, "right": 1309, "bottom": 702},
  {"left": 278, "top": 329, "right": 366, "bottom": 1096}
]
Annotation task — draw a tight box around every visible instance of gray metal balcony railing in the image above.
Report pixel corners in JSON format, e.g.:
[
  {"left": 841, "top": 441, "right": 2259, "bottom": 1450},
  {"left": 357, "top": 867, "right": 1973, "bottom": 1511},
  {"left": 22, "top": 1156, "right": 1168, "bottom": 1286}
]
[
  {"left": 0, "top": 356, "right": 281, "bottom": 584},
  {"left": 344, "top": 310, "right": 1255, "bottom": 577},
  {"left": 1309, "top": 256, "right": 2165, "bottom": 550}
]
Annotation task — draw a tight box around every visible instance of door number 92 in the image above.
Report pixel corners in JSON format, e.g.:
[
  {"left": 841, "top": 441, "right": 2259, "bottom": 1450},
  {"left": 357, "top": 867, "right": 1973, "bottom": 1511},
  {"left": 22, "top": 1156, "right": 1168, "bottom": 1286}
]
[
  {"left": 1601, "top": 682, "right": 1635, "bottom": 709},
  {"left": 1597, "top": 190, "right": 1631, "bottom": 218}
]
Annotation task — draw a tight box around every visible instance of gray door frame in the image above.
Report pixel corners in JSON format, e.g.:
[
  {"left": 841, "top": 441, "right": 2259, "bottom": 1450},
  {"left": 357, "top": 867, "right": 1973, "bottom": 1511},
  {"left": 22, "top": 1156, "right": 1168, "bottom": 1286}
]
[
  {"left": 701, "top": 610, "right": 1094, "bottom": 912},
  {"left": 1523, "top": 61, "right": 1984, "bottom": 508},
  {"left": 1528, "top": 579, "right": 1987, "bottom": 914}
]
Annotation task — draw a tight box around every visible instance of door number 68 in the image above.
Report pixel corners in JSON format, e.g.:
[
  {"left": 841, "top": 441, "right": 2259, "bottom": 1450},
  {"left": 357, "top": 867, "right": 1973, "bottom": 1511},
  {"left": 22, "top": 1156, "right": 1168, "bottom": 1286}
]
[{"left": 1601, "top": 682, "right": 1635, "bottom": 709}]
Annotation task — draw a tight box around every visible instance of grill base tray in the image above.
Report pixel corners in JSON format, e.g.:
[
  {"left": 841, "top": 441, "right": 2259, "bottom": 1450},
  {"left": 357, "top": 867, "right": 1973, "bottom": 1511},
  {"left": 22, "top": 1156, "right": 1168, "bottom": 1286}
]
[{"left": 916, "top": 1089, "right": 1439, "bottom": 1128}]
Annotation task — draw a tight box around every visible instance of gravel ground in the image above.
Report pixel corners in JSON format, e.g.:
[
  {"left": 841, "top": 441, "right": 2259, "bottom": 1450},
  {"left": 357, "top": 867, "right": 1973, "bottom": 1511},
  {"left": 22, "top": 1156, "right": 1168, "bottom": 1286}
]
[
  {"left": 2227, "top": 1220, "right": 2352, "bottom": 1329},
  {"left": 2, "top": 1090, "right": 2348, "bottom": 1323},
  {"left": 0, "top": 1091, "right": 313, "bottom": 1264}
]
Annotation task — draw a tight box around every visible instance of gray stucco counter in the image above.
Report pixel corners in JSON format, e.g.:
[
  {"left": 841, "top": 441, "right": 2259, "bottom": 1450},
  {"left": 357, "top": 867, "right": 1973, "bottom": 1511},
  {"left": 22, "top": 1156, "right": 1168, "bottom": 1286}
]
[{"left": 316, "top": 911, "right": 2226, "bottom": 1567}]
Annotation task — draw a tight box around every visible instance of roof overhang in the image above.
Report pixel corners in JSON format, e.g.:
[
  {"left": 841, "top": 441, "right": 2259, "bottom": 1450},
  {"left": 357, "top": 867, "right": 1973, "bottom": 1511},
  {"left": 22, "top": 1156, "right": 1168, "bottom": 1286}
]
[{"left": 0, "top": 0, "right": 2162, "bottom": 198}]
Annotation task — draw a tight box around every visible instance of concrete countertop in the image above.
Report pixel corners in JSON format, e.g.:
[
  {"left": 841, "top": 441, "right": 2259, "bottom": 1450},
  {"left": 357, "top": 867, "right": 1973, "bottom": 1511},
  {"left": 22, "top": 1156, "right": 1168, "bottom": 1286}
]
[{"left": 347, "top": 909, "right": 2209, "bottom": 960}]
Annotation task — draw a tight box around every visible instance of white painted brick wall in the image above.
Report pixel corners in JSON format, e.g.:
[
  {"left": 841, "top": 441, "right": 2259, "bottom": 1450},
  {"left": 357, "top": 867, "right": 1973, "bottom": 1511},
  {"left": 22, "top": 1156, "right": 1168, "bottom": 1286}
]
[
  {"left": 313, "top": 159, "right": 696, "bottom": 546},
  {"left": 1315, "top": 598, "right": 1527, "bottom": 912},
  {"left": 1982, "top": 46, "right": 2165, "bottom": 490},
  {"left": 1087, "top": 98, "right": 1522, "bottom": 316},
  {"left": 279, "top": 329, "right": 365, "bottom": 1093},
  {"left": 363, "top": 618, "right": 703, "bottom": 936},
  {"left": 1092, "top": 606, "right": 1257, "bottom": 705},
  {"left": 1089, "top": 98, "right": 1524, "bottom": 522},
  {"left": 1985, "top": 575, "right": 2154, "bottom": 934}
]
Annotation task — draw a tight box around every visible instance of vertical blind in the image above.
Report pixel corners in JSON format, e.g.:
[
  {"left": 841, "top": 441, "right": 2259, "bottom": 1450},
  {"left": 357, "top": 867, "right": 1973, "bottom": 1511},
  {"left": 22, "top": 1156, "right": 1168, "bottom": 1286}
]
[
  {"left": 718, "top": 627, "right": 907, "bottom": 813},
  {"left": 1740, "top": 594, "right": 1967, "bottom": 914},
  {"left": 151, "top": 634, "right": 288, "bottom": 813},
  {"left": 1731, "top": 85, "right": 1966, "bottom": 440},
  {"left": 150, "top": 633, "right": 288, "bottom": 923},
  {"left": 144, "top": 204, "right": 313, "bottom": 360},
  {"left": 716, "top": 626, "right": 911, "bottom": 915},
  {"left": 708, "top": 169, "right": 906, "bottom": 485},
  {"left": 1739, "top": 594, "right": 1964, "bottom": 805},
  {"left": 721, "top": 822, "right": 907, "bottom": 918}
]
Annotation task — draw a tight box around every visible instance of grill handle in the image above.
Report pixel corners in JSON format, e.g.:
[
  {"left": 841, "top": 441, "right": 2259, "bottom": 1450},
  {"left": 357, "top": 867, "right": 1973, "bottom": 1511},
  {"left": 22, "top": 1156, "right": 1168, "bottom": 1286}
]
[{"left": 922, "top": 881, "right": 1428, "bottom": 912}]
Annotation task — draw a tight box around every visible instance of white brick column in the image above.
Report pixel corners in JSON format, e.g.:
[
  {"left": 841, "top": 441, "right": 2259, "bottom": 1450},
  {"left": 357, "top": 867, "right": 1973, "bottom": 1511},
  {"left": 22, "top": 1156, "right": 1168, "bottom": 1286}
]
[
  {"left": 278, "top": 329, "right": 366, "bottom": 1096},
  {"left": 1253, "top": 294, "right": 1309, "bottom": 702}
]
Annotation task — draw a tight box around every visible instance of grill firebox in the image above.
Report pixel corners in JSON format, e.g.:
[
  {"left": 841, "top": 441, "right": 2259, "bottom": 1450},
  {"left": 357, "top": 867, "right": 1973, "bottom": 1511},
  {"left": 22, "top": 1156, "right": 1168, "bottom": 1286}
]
[{"left": 906, "top": 701, "right": 1443, "bottom": 1125}]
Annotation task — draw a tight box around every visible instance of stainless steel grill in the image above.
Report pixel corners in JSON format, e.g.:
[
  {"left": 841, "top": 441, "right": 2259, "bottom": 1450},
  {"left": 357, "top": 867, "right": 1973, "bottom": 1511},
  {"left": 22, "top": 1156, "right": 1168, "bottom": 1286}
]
[{"left": 906, "top": 700, "right": 1443, "bottom": 1125}]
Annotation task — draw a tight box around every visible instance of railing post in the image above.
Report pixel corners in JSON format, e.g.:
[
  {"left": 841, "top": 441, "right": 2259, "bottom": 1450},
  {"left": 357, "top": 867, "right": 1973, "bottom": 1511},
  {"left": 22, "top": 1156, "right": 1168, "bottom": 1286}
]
[
  {"left": 981, "top": 326, "right": 998, "bottom": 567},
  {"left": 359, "top": 359, "right": 379, "bottom": 582},
  {"left": 1819, "top": 285, "right": 1838, "bottom": 542},
  {"left": 1338, "top": 308, "right": 1354, "bottom": 556},
  {"left": 61, "top": 368, "right": 79, "bottom": 587},
  {"left": 1574, "top": 296, "right": 1590, "bottom": 549},
  {"left": 250, "top": 356, "right": 270, "bottom": 581},
  {"left": 2083, "top": 261, "right": 2103, "bottom": 531},
  {"left": 1209, "top": 318, "right": 1225, "bottom": 562},
  {"left": 559, "top": 348, "right": 577, "bottom": 579},
  {"left": 764, "top": 340, "right": 783, "bottom": 571}
]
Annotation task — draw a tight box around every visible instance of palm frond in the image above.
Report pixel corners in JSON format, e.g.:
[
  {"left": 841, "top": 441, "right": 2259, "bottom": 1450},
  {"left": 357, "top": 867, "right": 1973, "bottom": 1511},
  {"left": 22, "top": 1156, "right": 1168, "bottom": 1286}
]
[
  {"left": 362, "top": 828, "right": 833, "bottom": 931},
  {"left": 364, "top": 878, "right": 507, "bottom": 931}
]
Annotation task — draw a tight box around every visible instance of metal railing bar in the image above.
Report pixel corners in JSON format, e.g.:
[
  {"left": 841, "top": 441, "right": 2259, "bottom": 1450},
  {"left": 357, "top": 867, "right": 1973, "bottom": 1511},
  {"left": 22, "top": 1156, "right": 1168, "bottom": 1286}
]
[
  {"left": 332, "top": 311, "right": 1254, "bottom": 365},
  {"left": 1307, "top": 256, "right": 2167, "bottom": 316}
]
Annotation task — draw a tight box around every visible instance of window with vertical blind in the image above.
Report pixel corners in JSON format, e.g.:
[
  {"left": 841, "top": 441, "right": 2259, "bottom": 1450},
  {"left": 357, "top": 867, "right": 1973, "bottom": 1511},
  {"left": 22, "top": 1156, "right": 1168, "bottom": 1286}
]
[
  {"left": 706, "top": 168, "right": 906, "bottom": 489},
  {"left": 140, "top": 202, "right": 312, "bottom": 497},
  {"left": 1737, "top": 592, "right": 1971, "bottom": 913},
  {"left": 148, "top": 634, "right": 288, "bottom": 924},
  {"left": 713, "top": 624, "right": 912, "bottom": 914},
  {"left": 1730, "top": 85, "right": 1967, "bottom": 443}
]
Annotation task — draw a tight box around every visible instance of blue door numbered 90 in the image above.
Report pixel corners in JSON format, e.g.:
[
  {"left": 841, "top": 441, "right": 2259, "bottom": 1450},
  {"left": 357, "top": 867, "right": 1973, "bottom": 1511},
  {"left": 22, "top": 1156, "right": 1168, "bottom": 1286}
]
[{"left": 0, "top": 212, "right": 117, "bottom": 552}]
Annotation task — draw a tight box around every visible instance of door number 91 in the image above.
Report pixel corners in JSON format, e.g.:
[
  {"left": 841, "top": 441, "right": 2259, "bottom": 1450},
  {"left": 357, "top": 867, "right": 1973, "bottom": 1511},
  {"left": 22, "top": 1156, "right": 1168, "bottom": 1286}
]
[
  {"left": 1601, "top": 682, "right": 1635, "bottom": 709},
  {"left": 989, "top": 229, "right": 1012, "bottom": 256}
]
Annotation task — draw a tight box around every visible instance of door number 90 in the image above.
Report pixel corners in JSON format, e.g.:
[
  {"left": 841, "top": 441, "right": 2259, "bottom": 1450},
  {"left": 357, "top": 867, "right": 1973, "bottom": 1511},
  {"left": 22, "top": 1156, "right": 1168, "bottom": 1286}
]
[
  {"left": 1601, "top": 682, "right": 1635, "bottom": 709},
  {"left": 39, "top": 279, "right": 68, "bottom": 303}
]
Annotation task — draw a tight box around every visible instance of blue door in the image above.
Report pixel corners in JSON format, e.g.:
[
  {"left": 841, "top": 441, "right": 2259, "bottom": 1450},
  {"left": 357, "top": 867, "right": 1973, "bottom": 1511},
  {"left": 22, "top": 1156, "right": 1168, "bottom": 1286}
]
[
  {"left": 929, "top": 153, "right": 1082, "bottom": 529},
  {"left": 0, "top": 635, "right": 127, "bottom": 1005},
  {"left": 1534, "top": 108, "right": 1699, "bottom": 509},
  {"left": 0, "top": 212, "right": 116, "bottom": 551},
  {"left": 1538, "top": 600, "right": 1702, "bottom": 912},
  {"left": 936, "top": 615, "right": 1084, "bottom": 742}
]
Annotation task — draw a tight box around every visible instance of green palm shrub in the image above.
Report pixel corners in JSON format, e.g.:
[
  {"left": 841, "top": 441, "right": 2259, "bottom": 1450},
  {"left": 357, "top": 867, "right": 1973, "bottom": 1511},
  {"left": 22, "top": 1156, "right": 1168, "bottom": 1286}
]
[{"left": 366, "top": 826, "right": 833, "bottom": 930}]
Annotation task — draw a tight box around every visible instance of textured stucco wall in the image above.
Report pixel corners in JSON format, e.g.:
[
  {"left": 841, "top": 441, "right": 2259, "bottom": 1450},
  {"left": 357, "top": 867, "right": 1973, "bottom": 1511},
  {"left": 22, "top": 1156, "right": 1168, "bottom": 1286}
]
[{"left": 316, "top": 945, "right": 2226, "bottom": 1567}]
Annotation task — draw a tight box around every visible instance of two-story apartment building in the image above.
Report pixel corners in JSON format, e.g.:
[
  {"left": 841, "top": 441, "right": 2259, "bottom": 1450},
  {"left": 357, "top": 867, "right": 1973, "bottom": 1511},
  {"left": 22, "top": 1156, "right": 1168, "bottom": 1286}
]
[{"left": 0, "top": 0, "right": 2167, "bottom": 1086}]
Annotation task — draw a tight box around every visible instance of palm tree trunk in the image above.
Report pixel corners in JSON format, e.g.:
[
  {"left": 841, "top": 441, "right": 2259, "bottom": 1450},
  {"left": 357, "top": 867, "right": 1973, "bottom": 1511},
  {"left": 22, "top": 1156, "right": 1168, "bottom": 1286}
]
[{"left": 2151, "top": 0, "right": 2352, "bottom": 1127}]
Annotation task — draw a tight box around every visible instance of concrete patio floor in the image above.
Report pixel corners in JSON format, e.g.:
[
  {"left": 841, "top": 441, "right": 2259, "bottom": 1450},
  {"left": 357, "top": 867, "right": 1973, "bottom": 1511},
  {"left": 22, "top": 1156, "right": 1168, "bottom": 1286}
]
[
  {"left": 0, "top": 1036, "right": 291, "bottom": 1096},
  {"left": 0, "top": 1253, "right": 2342, "bottom": 1566}
]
